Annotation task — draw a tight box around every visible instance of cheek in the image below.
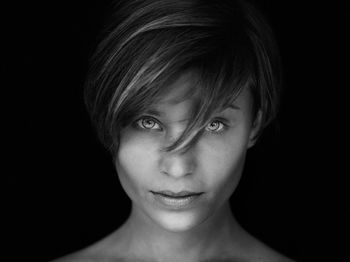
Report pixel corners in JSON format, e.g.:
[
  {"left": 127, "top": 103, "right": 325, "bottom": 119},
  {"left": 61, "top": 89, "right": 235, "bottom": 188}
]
[
  {"left": 115, "top": 131, "right": 159, "bottom": 194},
  {"left": 199, "top": 127, "right": 250, "bottom": 194}
]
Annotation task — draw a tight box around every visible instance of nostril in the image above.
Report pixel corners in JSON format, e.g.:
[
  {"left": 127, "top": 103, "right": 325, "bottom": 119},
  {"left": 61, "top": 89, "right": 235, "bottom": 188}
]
[
  {"left": 161, "top": 170, "right": 193, "bottom": 178},
  {"left": 159, "top": 155, "right": 195, "bottom": 178},
  {"left": 158, "top": 142, "right": 197, "bottom": 178}
]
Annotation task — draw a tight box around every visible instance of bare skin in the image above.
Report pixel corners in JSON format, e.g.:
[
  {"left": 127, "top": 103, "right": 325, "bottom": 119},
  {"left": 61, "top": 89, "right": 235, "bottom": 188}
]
[
  {"left": 52, "top": 219, "right": 294, "bottom": 262},
  {"left": 52, "top": 72, "right": 295, "bottom": 262}
]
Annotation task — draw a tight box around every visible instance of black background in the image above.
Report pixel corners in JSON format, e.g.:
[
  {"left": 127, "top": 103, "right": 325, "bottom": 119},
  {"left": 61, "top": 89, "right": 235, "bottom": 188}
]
[{"left": 4, "top": 0, "right": 348, "bottom": 261}]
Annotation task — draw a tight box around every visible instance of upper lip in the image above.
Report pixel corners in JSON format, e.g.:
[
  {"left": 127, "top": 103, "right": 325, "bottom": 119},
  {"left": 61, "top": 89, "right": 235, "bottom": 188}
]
[{"left": 152, "top": 190, "right": 203, "bottom": 197}]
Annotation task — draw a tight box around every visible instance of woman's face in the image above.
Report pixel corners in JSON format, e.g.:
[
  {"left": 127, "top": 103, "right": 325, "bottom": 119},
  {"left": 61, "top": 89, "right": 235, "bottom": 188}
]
[{"left": 115, "top": 72, "right": 261, "bottom": 232}]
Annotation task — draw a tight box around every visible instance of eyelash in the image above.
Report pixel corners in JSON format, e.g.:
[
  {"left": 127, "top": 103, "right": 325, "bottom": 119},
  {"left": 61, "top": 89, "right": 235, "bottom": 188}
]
[
  {"left": 205, "top": 118, "right": 228, "bottom": 133},
  {"left": 133, "top": 116, "right": 163, "bottom": 131},
  {"left": 133, "top": 116, "right": 228, "bottom": 133}
]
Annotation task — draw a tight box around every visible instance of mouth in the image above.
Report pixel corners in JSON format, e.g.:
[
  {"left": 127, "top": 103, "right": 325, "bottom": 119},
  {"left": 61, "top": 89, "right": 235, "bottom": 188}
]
[
  {"left": 151, "top": 190, "right": 203, "bottom": 198},
  {"left": 150, "top": 190, "right": 204, "bottom": 209}
]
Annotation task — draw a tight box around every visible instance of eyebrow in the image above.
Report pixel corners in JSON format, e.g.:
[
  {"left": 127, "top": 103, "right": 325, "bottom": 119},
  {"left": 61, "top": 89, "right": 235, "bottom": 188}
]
[
  {"left": 144, "top": 104, "right": 240, "bottom": 117},
  {"left": 227, "top": 104, "right": 241, "bottom": 110},
  {"left": 217, "top": 104, "right": 241, "bottom": 113},
  {"left": 144, "top": 109, "right": 164, "bottom": 117}
]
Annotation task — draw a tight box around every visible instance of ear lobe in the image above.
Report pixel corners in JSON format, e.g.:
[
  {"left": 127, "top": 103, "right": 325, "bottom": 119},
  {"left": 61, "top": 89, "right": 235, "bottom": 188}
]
[{"left": 248, "top": 110, "right": 263, "bottom": 149}]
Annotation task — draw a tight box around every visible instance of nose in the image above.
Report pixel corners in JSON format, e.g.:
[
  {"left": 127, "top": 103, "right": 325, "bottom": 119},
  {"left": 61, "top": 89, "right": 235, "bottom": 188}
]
[
  {"left": 159, "top": 125, "right": 196, "bottom": 178},
  {"left": 159, "top": 149, "right": 196, "bottom": 178},
  {"left": 158, "top": 121, "right": 199, "bottom": 178}
]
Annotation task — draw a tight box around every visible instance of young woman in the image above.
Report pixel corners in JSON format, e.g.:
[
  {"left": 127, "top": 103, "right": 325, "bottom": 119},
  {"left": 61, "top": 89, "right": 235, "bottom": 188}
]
[{"left": 54, "top": 0, "right": 294, "bottom": 261}]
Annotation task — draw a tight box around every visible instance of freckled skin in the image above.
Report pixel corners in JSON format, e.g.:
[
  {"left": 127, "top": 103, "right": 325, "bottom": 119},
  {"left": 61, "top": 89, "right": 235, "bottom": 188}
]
[{"left": 115, "top": 71, "right": 260, "bottom": 232}]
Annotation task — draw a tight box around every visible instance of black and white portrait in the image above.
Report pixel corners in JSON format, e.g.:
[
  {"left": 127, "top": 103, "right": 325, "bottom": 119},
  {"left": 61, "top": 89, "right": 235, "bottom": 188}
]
[{"left": 4, "top": 0, "right": 347, "bottom": 261}]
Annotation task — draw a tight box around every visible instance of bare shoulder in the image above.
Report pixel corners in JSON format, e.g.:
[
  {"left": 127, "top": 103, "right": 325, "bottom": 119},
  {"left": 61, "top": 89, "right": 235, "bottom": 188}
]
[
  {"left": 233, "top": 229, "right": 296, "bottom": 262},
  {"left": 249, "top": 247, "right": 295, "bottom": 262},
  {"left": 49, "top": 249, "right": 126, "bottom": 262},
  {"left": 246, "top": 238, "right": 296, "bottom": 262},
  {"left": 49, "top": 239, "right": 131, "bottom": 262},
  {"left": 49, "top": 251, "right": 98, "bottom": 262},
  {"left": 50, "top": 227, "right": 133, "bottom": 262}
]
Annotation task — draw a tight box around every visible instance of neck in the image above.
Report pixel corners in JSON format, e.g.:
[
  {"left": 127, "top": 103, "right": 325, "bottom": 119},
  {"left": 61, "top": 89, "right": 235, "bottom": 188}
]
[{"left": 117, "top": 202, "right": 242, "bottom": 262}]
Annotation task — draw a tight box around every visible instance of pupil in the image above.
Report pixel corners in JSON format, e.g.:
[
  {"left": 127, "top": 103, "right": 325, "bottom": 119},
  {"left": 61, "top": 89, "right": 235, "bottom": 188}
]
[{"left": 144, "top": 119, "right": 154, "bottom": 127}]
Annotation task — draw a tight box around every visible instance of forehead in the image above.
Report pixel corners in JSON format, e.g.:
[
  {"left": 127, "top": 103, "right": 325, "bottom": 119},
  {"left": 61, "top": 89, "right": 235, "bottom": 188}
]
[
  {"left": 144, "top": 72, "right": 198, "bottom": 119},
  {"left": 157, "top": 71, "right": 199, "bottom": 106},
  {"left": 150, "top": 71, "right": 252, "bottom": 117}
]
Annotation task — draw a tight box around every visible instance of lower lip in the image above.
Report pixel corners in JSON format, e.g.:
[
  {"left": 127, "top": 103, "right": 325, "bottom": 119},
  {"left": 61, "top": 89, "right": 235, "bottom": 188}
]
[{"left": 152, "top": 192, "right": 203, "bottom": 210}]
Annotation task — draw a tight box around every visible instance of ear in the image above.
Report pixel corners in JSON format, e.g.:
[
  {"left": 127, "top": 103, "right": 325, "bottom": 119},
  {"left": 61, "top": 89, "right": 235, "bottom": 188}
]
[{"left": 248, "top": 110, "right": 263, "bottom": 149}]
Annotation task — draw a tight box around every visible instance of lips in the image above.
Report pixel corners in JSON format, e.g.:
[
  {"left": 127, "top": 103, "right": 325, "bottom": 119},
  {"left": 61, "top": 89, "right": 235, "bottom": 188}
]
[
  {"left": 151, "top": 190, "right": 203, "bottom": 198},
  {"left": 151, "top": 190, "right": 204, "bottom": 209}
]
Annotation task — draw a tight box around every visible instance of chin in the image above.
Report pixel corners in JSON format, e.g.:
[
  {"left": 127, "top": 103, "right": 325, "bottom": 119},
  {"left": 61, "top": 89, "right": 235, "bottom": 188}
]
[{"left": 150, "top": 208, "right": 209, "bottom": 233}]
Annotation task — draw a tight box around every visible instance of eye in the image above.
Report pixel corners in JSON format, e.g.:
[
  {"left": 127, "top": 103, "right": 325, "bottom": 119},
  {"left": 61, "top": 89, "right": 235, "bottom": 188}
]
[
  {"left": 135, "top": 116, "right": 162, "bottom": 131},
  {"left": 205, "top": 119, "right": 227, "bottom": 133}
]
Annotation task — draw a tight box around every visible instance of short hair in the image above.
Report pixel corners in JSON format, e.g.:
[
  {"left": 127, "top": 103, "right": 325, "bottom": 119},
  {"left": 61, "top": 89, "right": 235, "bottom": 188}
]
[{"left": 84, "top": 0, "right": 282, "bottom": 156}]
